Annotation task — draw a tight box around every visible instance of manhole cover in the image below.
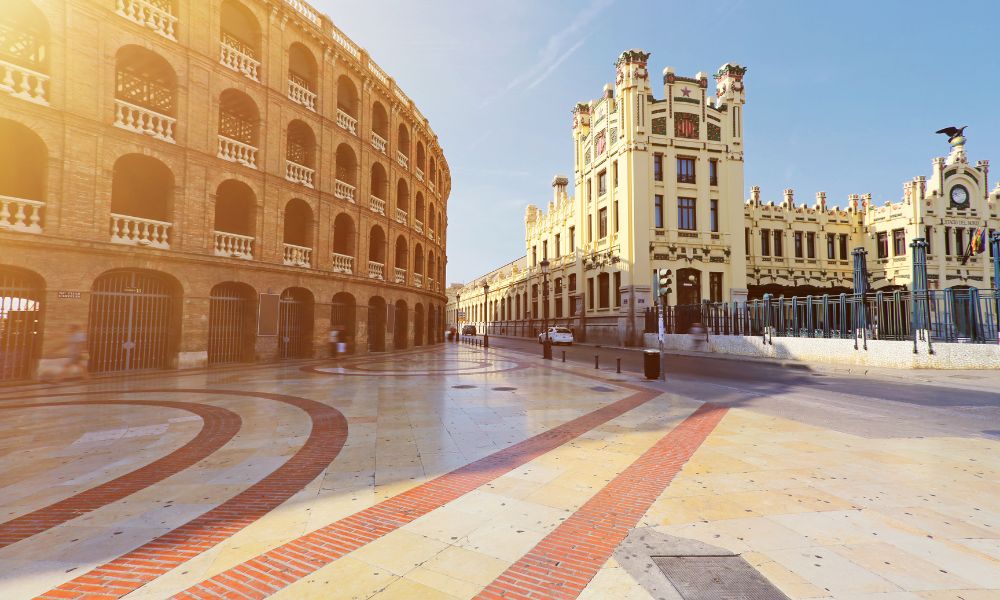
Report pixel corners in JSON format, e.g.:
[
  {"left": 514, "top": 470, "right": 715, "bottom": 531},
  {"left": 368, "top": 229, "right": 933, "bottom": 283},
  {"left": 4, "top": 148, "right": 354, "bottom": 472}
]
[
  {"left": 590, "top": 386, "right": 615, "bottom": 392},
  {"left": 492, "top": 387, "right": 517, "bottom": 391},
  {"left": 652, "top": 556, "right": 790, "bottom": 600},
  {"left": 451, "top": 385, "right": 476, "bottom": 389}
]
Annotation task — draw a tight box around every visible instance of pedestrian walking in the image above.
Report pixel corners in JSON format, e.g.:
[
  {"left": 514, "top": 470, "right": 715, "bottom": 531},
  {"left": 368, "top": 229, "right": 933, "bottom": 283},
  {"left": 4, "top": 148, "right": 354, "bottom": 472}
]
[
  {"left": 57, "top": 324, "right": 89, "bottom": 382},
  {"left": 328, "top": 326, "right": 340, "bottom": 359}
]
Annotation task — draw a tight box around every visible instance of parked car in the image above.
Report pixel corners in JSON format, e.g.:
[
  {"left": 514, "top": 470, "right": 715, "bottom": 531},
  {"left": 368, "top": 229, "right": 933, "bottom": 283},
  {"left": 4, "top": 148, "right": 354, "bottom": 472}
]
[
  {"left": 461, "top": 325, "right": 477, "bottom": 336},
  {"left": 538, "top": 327, "right": 574, "bottom": 345}
]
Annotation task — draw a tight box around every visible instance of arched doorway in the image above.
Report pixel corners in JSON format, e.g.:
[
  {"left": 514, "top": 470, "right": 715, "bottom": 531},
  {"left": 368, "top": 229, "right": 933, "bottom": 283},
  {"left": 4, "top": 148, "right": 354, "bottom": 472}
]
[
  {"left": 675, "top": 268, "right": 702, "bottom": 333},
  {"left": 413, "top": 303, "right": 424, "bottom": 346},
  {"left": 208, "top": 282, "right": 256, "bottom": 364},
  {"left": 331, "top": 292, "right": 356, "bottom": 354},
  {"left": 88, "top": 270, "right": 178, "bottom": 373},
  {"left": 367, "top": 296, "right": 386, "bottom": 352},
  {"left": 0, "top": 266, "right": 44, "bottom": 381},
  {"left": 427, "top": 304, "right": 436, "bottom": 344},
  {"left": 279, "top": 287, "right": 313, "bottom": 358},
  {"left": 394, "top": 299, "right": 408, "bottom": 349}
]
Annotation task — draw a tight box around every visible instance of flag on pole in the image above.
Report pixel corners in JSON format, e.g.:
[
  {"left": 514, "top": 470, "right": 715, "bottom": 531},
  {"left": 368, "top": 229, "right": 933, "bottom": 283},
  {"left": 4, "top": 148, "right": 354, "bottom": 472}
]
[{"left": 961, "top": 226, "right": 987, "bottom": 265}]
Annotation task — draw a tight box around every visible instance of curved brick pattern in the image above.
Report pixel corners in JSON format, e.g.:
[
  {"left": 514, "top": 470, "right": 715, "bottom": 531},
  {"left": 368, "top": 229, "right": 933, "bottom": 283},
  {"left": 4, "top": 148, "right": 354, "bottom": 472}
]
[
  {"left": 176, "top": 384, "right": 662, "bottom": 599},
  {"left": 26, "top": 389, "right": 348, "bottom": 600},
  {"left": 475, "top": 403, "right": 728, "bottom": 600},
  {"left": 0, "top": 400, "right": 240, "bottom": 549}
]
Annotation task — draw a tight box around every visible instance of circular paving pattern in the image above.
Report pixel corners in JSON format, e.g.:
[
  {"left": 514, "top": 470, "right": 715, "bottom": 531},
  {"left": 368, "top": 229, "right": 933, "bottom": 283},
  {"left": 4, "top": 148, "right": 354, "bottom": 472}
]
[{"left": 305, "top": 356, "right": 525, "bottom": 377}]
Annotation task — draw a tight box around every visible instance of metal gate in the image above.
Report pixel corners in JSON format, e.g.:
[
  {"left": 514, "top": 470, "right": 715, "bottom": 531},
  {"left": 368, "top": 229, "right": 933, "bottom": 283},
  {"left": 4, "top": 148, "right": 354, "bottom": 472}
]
[
  {"left": 279, "top": 291, "right": 311, "bottom": 358},
  {"left": 89, "top": 270, "right": 174, "bottom": 373},
  {"left": 0, "top": 269, "right": 43, "bottom": 381},
  {"left": 208, "top": 283, "right": 248, "bottom": 365}
]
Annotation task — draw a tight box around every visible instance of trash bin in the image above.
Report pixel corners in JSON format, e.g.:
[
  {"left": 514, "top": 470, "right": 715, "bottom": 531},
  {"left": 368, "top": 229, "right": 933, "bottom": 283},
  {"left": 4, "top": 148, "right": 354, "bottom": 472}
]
[{"left": 643, "top": 349, "right": 660, "bottom": 380}]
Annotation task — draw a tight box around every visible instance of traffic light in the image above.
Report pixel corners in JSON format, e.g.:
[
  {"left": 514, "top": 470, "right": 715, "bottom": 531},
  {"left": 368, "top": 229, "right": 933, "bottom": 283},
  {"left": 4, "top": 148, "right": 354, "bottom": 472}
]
[{"left": 658, "top": 268, "right": 673, "bottom": 296}]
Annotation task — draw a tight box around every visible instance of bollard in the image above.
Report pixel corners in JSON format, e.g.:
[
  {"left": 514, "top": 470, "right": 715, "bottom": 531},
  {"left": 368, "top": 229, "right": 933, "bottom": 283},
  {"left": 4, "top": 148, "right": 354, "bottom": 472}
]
[
  {"left": 594, "top": 355, "right": 599, "bottom": 369},
  {"left": 617, "top": 358, "right": 621, "bottom": 373},
  {"left": 562, "top": 351, "right": 566, "bottom": 363}
]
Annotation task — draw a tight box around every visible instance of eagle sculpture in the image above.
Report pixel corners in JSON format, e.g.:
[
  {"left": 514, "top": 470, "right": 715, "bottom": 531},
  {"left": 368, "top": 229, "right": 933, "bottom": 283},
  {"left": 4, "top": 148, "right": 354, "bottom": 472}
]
[{"left": 935, "top": 126, "right": 967, "bottom": 143}]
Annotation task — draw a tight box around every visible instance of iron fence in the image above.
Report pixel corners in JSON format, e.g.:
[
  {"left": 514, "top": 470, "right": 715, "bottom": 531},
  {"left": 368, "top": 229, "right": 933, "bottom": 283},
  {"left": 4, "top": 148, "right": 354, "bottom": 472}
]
[{"left": 645, "top": 288, "right": 1000, "bottom": 345}]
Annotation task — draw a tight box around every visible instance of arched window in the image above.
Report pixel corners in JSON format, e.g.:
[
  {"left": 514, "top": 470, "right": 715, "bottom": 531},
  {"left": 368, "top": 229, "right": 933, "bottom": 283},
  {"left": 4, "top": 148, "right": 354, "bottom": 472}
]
[
  {"left": 397, "top": 124, "right": 410, "bottom": 167},
  {"left": 0, "top": 1, "right": 50, "bottom": 104},
  {"left": 218, "top": 89, "right": 260, "bottom": 168},
  {"left": 285, "top": 120, "right": 316, "bottom": 187},
  {"left": 394, "top": 235, "right": 408, "bottom": 283},
  {"left": 282, "top": 198, "right": 313, "bottom": 267},
  {"left": 110, "top": 154, "right": 173, "bottom": 248},
  {"left": 0, "top": 119, "right": 46, "bottom": 233},
  {"left": 368, "top": 226, "right": 386, "bottom": 280},
  {"left": 415, "top": 192, "right": 425, "bottom": 232},
  {"left": 287, "top": 42, "right": 317, "bottom": 110},
  {"left": 213, "top": 180, "right": 256, "bottom": 259},
  {"left": 114, "top": 46, "right": 177, "bottom": 142},
  {"left": 334, "top": 144, "right": 357, "bottom": 202},
  {"left": 415, "top": 141, "right": 426, "bottom": 177},
  {"left": 219, "top": 0, "right": 261, "bottom": 81},
  {"left": 370, "top": 162, "right": 388, "bottom": 215},
  {"left": 396, "top": 179, "right": 409, "bottom": 222},
  {"left": 414, "top": 244, "right": 424, "bottom": 277},
  {"left": 336, "top": 75, "right": 358, "bottom": 133},
  {"left": 332, "top": 213, "right": 355, "bottom": 274},
  {"left": 371, "top": 101, "right": 388, "bottom": 153}
]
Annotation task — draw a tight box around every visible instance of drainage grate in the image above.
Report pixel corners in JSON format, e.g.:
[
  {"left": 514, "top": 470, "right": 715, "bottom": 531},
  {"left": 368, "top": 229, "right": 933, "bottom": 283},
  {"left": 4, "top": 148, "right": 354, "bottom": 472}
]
[
  {"left": 492, "top": 387, "right": 517, "bottom": 391},
  {"left": 652, "top": 555, "right": 790, "bottom": 600},
  {"left": 451, "top": 384, "right": 476, "bottom": 389}
]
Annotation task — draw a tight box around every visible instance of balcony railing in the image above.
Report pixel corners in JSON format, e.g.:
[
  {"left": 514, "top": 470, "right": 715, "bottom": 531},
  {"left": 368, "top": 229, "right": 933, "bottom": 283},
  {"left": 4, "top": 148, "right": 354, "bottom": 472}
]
[
  {"left": 288, "top": 78, "right": 316, "bottom": 111},
  {"left": 217, "top": 135, "right": 258, "bottom": 168},
  {"left": 429, "top": 180, "right": 437, "bottom": 193},
  {"left": 286, "top": 160, "right": 315, "bottom": 188},
  {"left": 428, "top": 230, "right": 435, "bottom": 241},
  {"left": 414, "top": 272, "right": 423, "bottom": 288},
  {"left": 114, "top": 99, "right": 176, "bottom": 143},
  {"left": 414, "top": 220, "right": 423, "bottom": 234},
  {"left": 334, "top": 179, "right": 356, "bottom": 203},
  {"left": 394, "top": 267, "right": 406, "bottom": 284},
  {"left": 397, "top": 151, "right": 408, "bottom": 169},
  {"left": 284, "top": 0, "right": 320, "bottom": 25},
  {"left": 116, "top": 0, "right": 177, "bottom": 40},
  {"left": 110, "top": 213, "right": 171, "bottom": 249},
  {"left": 370, "top": 195, "right": 386, "bottom": 215},
  {"left": 0, "top": 196, "right": 43, "bottom": 234},
  {"left": 0, "top": 59, "right": 49, "bottom": 105},
  {"left": 219, "top": 40, "right": 260, "bottom": 82},
  {"left": 368, "top": 260, "right": 385, "bottom": 280},
  {"left": 371, "top": 131, "right": 387, "bottom": 154},
  {"left": 415, "top": 168, "right": 424, "bottom": 182},
  {"left": 395, "top": 208, "right": 407, "bottom": 224},
  {"left": 332, "top": 252, "right": 354, "bottom": 274},
  {"left": 282, "top": 243, "right": 312, "bottom": 267},
  {"left": 336, "top": 109, "right": 357, "bottom": 134},
  {"left": 213, "top": 231, "right": 253, "bottom": 259}
]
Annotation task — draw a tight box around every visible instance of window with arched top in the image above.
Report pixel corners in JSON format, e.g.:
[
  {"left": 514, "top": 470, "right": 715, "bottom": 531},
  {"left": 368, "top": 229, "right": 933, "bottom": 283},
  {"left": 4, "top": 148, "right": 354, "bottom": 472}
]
[
  {"left": 285, "top": 120, "right": 316, "bottom": 187},
  {"left": 336, "top": 75, "right": 359, "bottom": 134},
  {"left": 110, "top": 154, "right": 174, "bottom": 248},
  {"left": 371, "top": 101, "right": 389, "bottom": 152},
  {"left": 213, "top": 180, "right": 256, "bottom": 259},
  {"left": 334, "top": 144, "right": 358, "bottom": 202},
  {"left": 282, "top": 198, "right": 313, "bottom": 249},
  {"left": 219, "top": 0, "right": 261, "bottom": 81},
  {"left": 0, "top": 118, "right": 46, "bottom": 232},
  {"left": 1, "top": 1, "right": 49, "bottom": 104},
  {"left": 218, "top": 89, "right": 260, "bottom": 168},
  {"left": 114, "top": 46, "right": 177, "bottom": 142},
  {"left": 331, "top": 212, "right": 356, "bottom": 274},
  {"left": 396, "top": 124, "right": 410, "bottom": 168},
  {"left": 287, "top": 42, "right": 317, "bottom": 110}
]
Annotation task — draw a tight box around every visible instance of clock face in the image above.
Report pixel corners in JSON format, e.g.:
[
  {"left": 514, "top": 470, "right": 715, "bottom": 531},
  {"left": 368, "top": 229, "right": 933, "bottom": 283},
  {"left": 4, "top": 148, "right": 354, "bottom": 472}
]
[{"left": 950, "top": 185, "right": 969, "bottom": 206}]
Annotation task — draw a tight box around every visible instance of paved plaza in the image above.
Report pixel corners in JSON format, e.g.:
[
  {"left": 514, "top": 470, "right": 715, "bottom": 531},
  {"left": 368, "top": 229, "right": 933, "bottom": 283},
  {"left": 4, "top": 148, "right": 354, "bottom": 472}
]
[{"left": 0, "top": 344, "right": 998, "bottom": 600}]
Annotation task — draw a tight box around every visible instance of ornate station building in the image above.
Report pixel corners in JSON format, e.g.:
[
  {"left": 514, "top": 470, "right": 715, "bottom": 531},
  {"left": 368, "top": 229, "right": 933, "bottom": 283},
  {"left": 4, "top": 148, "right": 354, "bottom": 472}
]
[
  {"left": 0, "top": 0, "right": 450, "bottom": 381},
  {"left": 450, "top": 49, "right": 999, "bottom": 346}
]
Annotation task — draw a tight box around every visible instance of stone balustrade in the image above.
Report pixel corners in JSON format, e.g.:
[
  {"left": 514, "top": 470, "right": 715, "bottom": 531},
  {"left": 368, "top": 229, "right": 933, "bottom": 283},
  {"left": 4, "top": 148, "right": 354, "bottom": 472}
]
[
  {"left": 416, "top": 168, "right": 424, "bottom": 182},
  {"left": 414, "top": 272, "right": 423, "bottom": 288},
  {"left": 288, "top": 78, "right": 316, "bottom": 111},
  {"left": 116, "top": 0, "right": 177, "bottom": 40},
  {"left": 217, "top": 135, "right": 258, "bottom": 168},
  {"left": 332, "top": 252, "right": 354, "bottom": 274},
  {"left": 0, "top": 59, "right": 49, "bottom": 105},
  {"left": 219, "top": 41, "right": 260, "bottom": 81},
  {"left": 394, "top": 267, "right": 406, "bottom": 284},
  {"left": 371, "top": 131, "right": 387, "bottom": 154},
  {"left": 368, "top": 261, "right": 385, "bottom": 281},
  {"left": 336, "top": 109, "right": 358, "bottom": 134},
  {"left": 428, "top": 230, "right": 435, "bottom": 241},
  {"left": 430, "top": 180, "right": 437, "bottom": 193},
  {"left": 397, "top": 151, "right": 408, "bottom": 169},
  {"left": 0, "top": 196, "right": 44, "bottom": 234},
  {"left": 282, "top": 243, "right": 312, "bottom": 267},
  {"left": 286, "top": 160, "right": 315, "bottom": 188},
  {"left": 335, "top": 179, "right": 356, "bottom": 203},
  {"left": 114, "top": 99, "right": 176, "bottom": 143},
  {"left": 395, "top": 208, "right": 407, "bottom": 224},
  {"left": 415, "top": 220, "right": 424, "bottom": 234},
  {"left": 370, "top": 195, "right": 386, "bottom": 215},
  {"left": 213, "top": 231, "right": 254, "bottom": 259},
  {"left": 110, "top": 213, "right": 171, "bottom": 249},
  {"left": 284, "top": 0, "right": 320, "bottom": 25}
]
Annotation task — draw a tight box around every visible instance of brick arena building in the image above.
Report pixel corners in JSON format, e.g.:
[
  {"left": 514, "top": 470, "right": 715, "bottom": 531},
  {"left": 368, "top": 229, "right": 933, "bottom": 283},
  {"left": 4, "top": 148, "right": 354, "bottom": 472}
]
[{"left": 0, "top": 0, "right": 451, "bottom": 380}]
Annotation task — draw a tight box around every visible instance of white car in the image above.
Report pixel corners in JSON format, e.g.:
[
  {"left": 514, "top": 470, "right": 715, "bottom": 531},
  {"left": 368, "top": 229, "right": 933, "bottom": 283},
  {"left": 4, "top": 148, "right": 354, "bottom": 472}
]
[{"left": 538, "top": 327, "right": 574, "bottom": 345}]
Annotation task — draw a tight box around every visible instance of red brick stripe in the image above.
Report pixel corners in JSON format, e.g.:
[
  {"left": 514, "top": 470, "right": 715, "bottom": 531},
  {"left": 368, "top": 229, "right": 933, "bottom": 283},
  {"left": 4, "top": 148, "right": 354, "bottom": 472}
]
[
  {"left": 0, "top": 400, "right": 240, "bottom": 549},
  {"left": 476, "top": 403, "right": 728, "bottom": 600},
  {"left": 175, "top": 385, "right": 662, "bottom": 599},
  {"left": 17, "top": 389, "right": 348, "bottom": 600}
]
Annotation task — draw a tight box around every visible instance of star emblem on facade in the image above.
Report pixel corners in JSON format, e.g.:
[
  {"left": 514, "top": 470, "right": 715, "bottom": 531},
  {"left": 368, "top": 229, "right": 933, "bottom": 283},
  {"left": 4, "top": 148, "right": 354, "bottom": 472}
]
[{"left": 681, "top": 87, "right": 691, "bottom": 97}]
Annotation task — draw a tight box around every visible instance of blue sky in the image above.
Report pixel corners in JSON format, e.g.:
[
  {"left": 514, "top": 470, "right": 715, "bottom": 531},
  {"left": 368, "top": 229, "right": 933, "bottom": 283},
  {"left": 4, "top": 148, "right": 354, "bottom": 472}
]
[{"left": 318, "top": 0, "right": 1000, "bottom": 284}]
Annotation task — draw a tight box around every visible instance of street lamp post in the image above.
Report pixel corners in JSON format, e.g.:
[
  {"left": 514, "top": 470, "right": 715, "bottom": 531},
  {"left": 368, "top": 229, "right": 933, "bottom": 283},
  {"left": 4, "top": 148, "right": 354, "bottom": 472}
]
[
  {"left": 455, "top": 293, "right": 461, "bottom": 343},
  {"left": 540, "top": 259, "right": 552, "bottom": 359},
  {"left": 482, "top": 282, "right": 489, "bottom": 349}
]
